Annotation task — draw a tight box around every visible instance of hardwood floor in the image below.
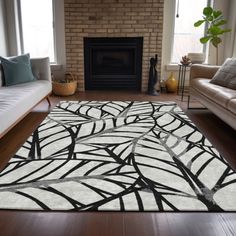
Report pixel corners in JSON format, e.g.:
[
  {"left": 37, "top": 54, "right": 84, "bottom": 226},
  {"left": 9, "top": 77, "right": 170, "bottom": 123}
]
[{"left": 0, "top": 91, "right": 236, "bottom": 236}]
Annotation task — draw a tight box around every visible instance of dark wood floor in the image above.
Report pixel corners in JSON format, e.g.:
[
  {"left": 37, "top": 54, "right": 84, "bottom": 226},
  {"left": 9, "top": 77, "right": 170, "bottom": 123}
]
[{"left": 0, "top": 91, "right": 236, "bottom": 236}]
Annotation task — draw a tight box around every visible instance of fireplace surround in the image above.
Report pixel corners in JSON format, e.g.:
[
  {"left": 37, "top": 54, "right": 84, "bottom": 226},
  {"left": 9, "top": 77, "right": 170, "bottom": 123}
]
[{"left": 84, "top": 37, "right": 143, "bottom": 90}]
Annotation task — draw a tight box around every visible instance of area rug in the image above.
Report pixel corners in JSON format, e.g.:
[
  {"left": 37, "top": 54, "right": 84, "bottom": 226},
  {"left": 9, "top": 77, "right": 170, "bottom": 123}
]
[{"left": 0, "top": 101, "right": 236, "bottom": 212}]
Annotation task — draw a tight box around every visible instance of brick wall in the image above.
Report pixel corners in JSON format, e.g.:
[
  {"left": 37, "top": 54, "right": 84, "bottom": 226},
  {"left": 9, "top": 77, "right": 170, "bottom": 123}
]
[{"left": 64, "top": 0, "right": 164, "bottom": 92}]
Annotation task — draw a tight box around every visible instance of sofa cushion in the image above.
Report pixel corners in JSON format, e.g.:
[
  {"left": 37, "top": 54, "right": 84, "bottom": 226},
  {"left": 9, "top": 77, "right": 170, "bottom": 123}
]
[
  {"left": 0, "top": 80, "right": 51, "bottom": 135},
  {"left": 210, "top": 58, "right": 236, "bottom": 89},
  {"left": 228, "top": 99, "right": 236, "bottom": 115},
  {"left": 191, "top": 78, "right": 236, "bottom": 107},
  {"left": 0, "top": 54, "right": 35, "bottom": 86}
]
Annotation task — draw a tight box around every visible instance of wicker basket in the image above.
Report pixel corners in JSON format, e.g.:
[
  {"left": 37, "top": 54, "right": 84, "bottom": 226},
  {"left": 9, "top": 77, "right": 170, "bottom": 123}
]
[{"left": 52, "top": 73, "right": 77, "bottom": 96}]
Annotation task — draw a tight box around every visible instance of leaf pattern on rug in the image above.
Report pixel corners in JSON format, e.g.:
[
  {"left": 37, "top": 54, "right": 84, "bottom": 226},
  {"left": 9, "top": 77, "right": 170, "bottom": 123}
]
[{"left": 0, "top": 101, "right": 236, "bottom": 211}]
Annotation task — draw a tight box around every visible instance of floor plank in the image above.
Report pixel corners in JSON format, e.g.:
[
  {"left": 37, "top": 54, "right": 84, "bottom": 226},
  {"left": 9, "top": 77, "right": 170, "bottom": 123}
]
[{"left": 0, "top": 91, "right": 236, "bottom": 236}]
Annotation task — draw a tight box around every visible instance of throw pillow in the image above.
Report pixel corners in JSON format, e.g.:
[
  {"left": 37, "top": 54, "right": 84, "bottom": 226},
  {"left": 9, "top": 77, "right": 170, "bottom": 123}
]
[
  {"left": 210, "top": 58, "right": 236, "bottom": 90},
  {"left": 0, "top": 54, "right": 35, "bottom": 86}
]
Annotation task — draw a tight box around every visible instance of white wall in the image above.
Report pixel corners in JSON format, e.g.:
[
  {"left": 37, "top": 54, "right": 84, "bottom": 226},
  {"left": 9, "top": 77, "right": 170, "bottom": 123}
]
[
  {"left": 161, "top": 0, "right": 176, "bottom": 81},
  {"left": 53, "top": 0, "right": 66, "bottom": 67},
  {"left": 0, "top": 0, "right": 8, "bottom": 56},
  {"left": 51, "top": 0, "right": 66, "bottom": 79},
  {"left": 4, "top": 0, "right": 21, "bottom": 56}
]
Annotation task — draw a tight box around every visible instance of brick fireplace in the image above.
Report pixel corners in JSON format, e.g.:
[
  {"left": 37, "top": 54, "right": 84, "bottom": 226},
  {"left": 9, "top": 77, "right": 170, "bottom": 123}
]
[{"left": 64, "top": 0, "right": 164, "bottom": 92}]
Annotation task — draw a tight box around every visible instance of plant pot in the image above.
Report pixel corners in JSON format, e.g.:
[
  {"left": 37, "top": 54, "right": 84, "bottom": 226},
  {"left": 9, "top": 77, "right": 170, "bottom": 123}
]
[{"left": 52, "top": 81, "right": 77, "bottom": 96}]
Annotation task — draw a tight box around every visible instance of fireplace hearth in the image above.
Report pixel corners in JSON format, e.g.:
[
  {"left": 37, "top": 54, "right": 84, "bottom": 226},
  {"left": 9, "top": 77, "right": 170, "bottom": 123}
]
[{"left": 84, "top": 37, "right": 143, "bottom": 90}]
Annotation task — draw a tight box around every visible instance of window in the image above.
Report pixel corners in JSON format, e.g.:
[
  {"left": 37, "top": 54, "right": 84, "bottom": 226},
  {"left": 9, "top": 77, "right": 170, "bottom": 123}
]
[
  {"left": 171, "top": 0, "right": 210, "bottom": 63},
  {"left": 19, "top": 0, "right": 55, "bottom": 62}
]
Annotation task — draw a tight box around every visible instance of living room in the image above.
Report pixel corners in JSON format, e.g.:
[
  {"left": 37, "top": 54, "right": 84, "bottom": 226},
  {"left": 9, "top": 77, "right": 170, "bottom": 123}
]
[{"left": 0, "top": 0, "right": 236, "bottom": 235}]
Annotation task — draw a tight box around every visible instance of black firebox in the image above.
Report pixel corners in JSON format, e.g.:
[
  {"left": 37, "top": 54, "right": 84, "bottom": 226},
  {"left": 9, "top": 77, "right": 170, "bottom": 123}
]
[{"left": 84, "top": 37, "right": 143, "bottom": 90}]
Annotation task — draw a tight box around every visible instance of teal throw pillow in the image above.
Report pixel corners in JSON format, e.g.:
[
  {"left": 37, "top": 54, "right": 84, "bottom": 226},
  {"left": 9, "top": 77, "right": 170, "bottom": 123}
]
[{"left": 0, "top": 54, "right": 35, "bottom": 86}]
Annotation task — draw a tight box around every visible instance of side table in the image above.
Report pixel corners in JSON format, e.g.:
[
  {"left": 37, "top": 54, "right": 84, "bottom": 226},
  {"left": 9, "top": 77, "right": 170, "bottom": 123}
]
[{"left": 177, "top": 64, "right": 191, "bottom": 101}]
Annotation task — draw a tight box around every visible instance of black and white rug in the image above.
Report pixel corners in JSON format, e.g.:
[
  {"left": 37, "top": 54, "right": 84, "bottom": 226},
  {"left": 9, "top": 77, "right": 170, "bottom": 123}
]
[{"left": 0, "top": 101, "right": 236, "bottom": 211}]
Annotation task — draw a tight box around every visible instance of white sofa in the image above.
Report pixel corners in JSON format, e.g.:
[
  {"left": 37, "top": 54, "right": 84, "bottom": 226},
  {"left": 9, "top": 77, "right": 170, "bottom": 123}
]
[{"left": 0, "top": 57, "right": 52, "bottom": 138}]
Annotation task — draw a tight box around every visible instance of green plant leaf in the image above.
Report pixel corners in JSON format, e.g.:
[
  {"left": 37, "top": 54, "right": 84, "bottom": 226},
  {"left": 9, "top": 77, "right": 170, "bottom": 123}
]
[
  {"left": 215, "top": 28, "right": 231, "bottom": 35},
  {"left": 200, "top": 36, "right": 211, "bottom": 44},
  {"left": 194, "top": 20, "right": 205, "bottom": 27},
  {"left": 213, "top": 10, "right": 222, "bottom": 19},
  {"left": 221, "top": 29, "right": 231, "bottom": 33},
  {"left": 211, "top": 37, "right": 222, "bottom": 47},
  {"left": 208, "top": 26, "right": 222, "bottom": 35},
  {"left": 203, "top": 7, "right": 213, "bottom": 16},
  {"left": 207, "top": 16, "right": 213, "bottom": 21},
  {"left": 195, "top": 6, "right": 231, "bottom": 52},
  {"left": 214, "top": 20, "right": 227, "bottom": 27}
]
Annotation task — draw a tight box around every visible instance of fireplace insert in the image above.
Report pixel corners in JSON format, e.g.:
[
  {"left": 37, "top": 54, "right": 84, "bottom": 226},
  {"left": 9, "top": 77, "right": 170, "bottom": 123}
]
[{"left": 84, "top": 37, "right": 143, "bottom": 90}]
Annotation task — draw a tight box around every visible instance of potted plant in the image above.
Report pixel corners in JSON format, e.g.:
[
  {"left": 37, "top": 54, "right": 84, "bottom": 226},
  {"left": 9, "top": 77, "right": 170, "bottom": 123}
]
[
  {"left": 194, "top": 6, "right": 231, "bottom": 65},
  {"left": 52, "top": 72, "right": 78, "bottom": 96}
]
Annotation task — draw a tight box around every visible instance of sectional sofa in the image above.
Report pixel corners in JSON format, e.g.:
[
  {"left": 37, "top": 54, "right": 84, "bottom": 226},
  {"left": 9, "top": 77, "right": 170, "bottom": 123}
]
[{"left": 0, "top": 57, "right": 52, "bottom": 138}]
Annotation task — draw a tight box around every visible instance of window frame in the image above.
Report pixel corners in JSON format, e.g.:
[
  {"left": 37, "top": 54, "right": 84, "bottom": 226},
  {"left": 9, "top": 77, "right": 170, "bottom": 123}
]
[
  {"left": 17, "top": 0, "right": 57, "bottom": 63},
  {"left": 170, "top": 0, "right": 212, "bottom": 64}
]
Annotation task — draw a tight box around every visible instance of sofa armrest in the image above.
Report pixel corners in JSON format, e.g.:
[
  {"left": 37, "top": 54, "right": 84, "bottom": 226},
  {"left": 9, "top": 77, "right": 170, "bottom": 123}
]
[
  {"left": 190, "top": 64, "right": 220, "bottom": 80},
  {"left": 31, "top": 57, "right": 51, "bottom": 82}
]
